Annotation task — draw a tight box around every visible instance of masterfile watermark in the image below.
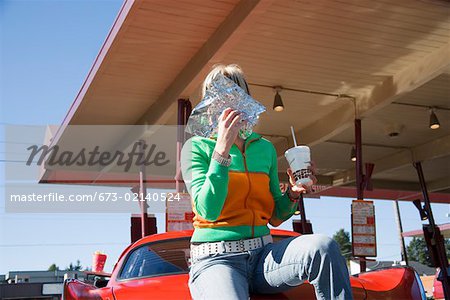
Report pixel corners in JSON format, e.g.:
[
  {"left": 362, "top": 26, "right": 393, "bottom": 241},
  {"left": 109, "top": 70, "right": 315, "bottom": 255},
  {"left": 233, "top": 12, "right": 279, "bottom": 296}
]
[
  {"left": 4, "top": 124, "right": 188, "bottom": 213},
  {"left": 26, "top": 140, "right": 170, "bottom": 172},
  {"left": 9, "top": 192, "right": 181, "bottom": 202}
]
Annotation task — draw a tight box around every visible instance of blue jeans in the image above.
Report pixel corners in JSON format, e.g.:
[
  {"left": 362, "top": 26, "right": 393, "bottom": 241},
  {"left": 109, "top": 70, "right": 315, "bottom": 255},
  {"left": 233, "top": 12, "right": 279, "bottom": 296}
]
[{"left": 188, "top": 234, "right": 353, "bottom": 300}]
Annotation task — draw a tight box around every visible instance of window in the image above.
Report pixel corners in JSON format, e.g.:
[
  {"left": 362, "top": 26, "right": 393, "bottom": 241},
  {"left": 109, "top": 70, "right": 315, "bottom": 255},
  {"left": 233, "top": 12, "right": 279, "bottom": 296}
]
[{"left": 119, "top": 237, "right": 190, "bottom": 280}]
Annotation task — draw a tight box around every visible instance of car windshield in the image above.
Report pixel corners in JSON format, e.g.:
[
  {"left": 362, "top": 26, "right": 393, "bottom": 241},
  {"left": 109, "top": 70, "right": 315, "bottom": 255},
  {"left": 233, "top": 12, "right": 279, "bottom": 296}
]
[{"left": 118, "top": 234, "right": 293, "bottom": 280}]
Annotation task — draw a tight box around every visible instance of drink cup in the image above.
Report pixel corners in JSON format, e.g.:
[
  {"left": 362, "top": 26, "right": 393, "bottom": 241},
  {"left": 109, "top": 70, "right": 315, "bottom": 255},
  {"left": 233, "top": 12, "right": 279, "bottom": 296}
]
[
  {"left": 284, "top": 146, "right": 313, "bottom": 187},
  {"left": 92, "top": 251, "right": 107, "bottom": 273}
]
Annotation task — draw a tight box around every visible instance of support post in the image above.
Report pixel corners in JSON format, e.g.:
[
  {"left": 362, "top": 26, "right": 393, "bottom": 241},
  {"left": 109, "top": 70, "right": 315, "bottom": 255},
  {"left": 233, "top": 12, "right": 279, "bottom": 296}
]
[
  {"left": 299, "top": 194, "right": 307, "bottom": 234},
  {"left": 393, "top": 200, "right": 408, "bottom": 265},
  {"left": 295, "top": 194, "right": 313, "bottom": 234},
  {"left": 355, "top": 119, "right": 364, "bottom": 200},
  {"left": 138, "top": 140, "right": 149, "bottom": 238},
  {"left": 176, "top": 99, "right": 186, "bottom": 193},
  {"left": 354, "top": 118, "right": 367, "bottom": 272},
  {"left": 414, "top": 162, "right": 450, "bottom": 299},
  {"left": 175, "top": 99, "right": 192, "bottom": 193}
]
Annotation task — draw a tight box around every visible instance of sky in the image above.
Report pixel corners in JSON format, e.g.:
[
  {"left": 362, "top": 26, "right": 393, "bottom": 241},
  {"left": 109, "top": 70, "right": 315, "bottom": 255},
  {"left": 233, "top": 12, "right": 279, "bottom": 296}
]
[{"left": 0, "top": 0, "right": 449, "bottom": 275}]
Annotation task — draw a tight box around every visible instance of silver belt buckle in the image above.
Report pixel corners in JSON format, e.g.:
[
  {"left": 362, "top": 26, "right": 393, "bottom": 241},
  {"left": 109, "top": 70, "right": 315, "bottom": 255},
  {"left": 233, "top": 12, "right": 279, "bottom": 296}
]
[
  {"left": 262, "top": 235, "right": 272, "bottom": 246},
  {"left": 260, "top": 236, "right": 266, "bottom": 247},
  {"left": 219, "top": 241, "right": 226, "bottom": 254}
]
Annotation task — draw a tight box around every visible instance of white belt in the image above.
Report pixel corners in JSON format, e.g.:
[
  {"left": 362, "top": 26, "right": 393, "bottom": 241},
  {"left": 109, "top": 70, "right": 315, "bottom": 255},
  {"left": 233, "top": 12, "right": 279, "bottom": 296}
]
[{"left": 190, "top": 235, "right": 273, "bottom": 262}]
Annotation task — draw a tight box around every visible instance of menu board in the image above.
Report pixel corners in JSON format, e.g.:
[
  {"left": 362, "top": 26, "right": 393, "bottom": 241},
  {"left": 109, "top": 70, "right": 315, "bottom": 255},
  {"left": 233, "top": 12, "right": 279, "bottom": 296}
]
[
  {"left": 351, "top": 200, "right": 377, "bottom": 257},
  {"left": 166, "top": 192, "right": 194, "bottom": 232}
]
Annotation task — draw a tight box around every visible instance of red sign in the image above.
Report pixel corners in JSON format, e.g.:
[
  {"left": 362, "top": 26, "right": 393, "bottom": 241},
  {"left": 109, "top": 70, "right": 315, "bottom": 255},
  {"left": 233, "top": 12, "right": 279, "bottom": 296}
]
[{"left": 166, "top": 192, "right": 194, "bottom": 232}]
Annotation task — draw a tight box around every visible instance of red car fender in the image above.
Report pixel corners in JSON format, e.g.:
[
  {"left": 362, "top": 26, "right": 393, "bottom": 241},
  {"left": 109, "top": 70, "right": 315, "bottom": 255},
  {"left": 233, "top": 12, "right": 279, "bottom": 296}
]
[
  {"left": 112, "top": 274, "right": 192, "bottom": 300},
  {"left": 357, "top": 266, "right": 425, "bottom": 299},
  {"left": 64, "top": 279, "right": 115, "bottom": 300}
]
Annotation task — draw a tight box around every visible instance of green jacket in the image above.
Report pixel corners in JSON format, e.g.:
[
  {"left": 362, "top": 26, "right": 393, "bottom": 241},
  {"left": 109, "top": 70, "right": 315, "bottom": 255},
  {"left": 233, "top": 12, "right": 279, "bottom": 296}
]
[{"left": 181, "top": 132, "right": 297, "bottom": 242}]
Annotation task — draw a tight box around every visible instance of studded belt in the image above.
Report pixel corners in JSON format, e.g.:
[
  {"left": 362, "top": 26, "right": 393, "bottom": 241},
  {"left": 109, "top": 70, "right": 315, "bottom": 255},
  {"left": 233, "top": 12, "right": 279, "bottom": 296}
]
[{"left": 190, "top": 235, "right": 273, "bottom": 263}]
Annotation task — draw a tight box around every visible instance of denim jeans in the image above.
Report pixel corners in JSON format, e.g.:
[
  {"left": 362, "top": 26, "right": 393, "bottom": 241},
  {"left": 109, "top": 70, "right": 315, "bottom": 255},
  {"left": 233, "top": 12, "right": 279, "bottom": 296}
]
[{"left": 188, "top": 234, "right": 353, "bottom": 300}]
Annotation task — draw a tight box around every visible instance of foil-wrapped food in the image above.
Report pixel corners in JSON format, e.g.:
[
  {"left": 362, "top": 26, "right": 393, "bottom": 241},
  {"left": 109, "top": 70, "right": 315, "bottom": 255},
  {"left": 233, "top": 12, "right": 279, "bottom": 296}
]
[{"left": 186, "top": 73, "right": 266, "bottom": 138}]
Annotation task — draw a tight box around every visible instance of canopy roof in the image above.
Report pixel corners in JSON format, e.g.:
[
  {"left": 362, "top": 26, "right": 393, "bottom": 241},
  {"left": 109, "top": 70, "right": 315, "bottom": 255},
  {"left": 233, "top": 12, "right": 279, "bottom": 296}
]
[
  {"left": 403, "top": 223, "right": 450, "bottom": 239},
  {"left": 41, "top": 0, "right": 450, "bottom": 202}
]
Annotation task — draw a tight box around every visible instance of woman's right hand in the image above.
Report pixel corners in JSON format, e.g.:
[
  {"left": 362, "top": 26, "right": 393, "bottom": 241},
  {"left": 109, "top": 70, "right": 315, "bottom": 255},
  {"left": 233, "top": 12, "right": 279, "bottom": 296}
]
[{"left": 214, "top": 108, "right": 244, "bottom": 157}]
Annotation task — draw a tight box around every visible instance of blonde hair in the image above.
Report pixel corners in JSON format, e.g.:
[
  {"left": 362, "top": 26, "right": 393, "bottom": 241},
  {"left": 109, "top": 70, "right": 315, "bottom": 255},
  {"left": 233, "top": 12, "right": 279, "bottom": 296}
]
[{"left": 201, "top": 64, "right": 250, "bottom": 98}]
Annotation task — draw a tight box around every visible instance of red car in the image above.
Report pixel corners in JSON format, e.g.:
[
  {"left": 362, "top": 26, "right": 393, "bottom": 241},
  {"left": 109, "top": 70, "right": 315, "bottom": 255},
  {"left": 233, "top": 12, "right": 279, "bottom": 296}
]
[
  {"left": 433, "top": 267, "right": 448, "bottom": 300},
  {"left": 64, "top": 229, "right": 427, "bottom": 300}
]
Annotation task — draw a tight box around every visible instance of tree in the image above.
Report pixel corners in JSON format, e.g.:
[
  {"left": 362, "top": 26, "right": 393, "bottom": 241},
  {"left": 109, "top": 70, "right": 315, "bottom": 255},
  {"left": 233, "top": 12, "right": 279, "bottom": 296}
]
[
  {"left": 333, "top": 229, "right": 352, "bottom": 260},
  {"left": 407, "top": 237, "right": 450, "bottom": 267},
  {"left": 407, "top": 237, "right": 432, "bottom": 267},
  {"left": 48, "top": 263, "right": 59, "bottom": 271},
  {"left": 65, "top": 260, "right": 83, "bottom": 271}
]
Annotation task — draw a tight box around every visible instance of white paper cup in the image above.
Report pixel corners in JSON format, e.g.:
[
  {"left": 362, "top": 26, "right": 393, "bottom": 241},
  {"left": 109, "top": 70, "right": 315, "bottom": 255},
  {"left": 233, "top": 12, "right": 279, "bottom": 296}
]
[{"left": 284, "top": 146, "right": 313, "bottom": 187}]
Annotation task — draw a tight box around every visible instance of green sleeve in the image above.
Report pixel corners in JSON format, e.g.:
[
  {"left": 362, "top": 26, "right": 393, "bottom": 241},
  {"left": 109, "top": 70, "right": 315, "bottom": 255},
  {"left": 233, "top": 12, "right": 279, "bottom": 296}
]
[
  {"left": 180, "top": 137, "right": 229, "bottom": 222},
  {"left": 268, "top": 143, "right": 298, "bottom": 222}
]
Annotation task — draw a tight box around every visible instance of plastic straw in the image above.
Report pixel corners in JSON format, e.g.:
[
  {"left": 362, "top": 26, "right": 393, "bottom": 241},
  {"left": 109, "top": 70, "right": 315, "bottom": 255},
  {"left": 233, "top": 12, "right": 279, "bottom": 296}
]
[{"left": 290, "top": 126, "right": 297, "bottom": 147}]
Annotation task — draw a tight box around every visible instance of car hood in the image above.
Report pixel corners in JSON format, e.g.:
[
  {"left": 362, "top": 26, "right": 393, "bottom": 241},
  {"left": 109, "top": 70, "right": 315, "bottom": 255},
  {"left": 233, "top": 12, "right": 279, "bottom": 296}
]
[{"left": 111, "top": 273, "right": 366, "bottom": 300}]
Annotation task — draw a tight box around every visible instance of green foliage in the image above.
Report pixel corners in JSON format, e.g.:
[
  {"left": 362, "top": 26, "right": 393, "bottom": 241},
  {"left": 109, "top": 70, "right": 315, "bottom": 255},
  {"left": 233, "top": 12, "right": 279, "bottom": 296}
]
[
  {"left": 65, "top": 259, "right": 83, "bottom": 271},
  {"left": 333, "top": 228, "right": 352, "bottom": 260},
  {"left": 47, "top": 263, "right": 59, "bottom": 271},
  {"left": 407, "top": 237, "right": 450, "bottom": 267},
  {"left": 407, "top": 237, "right": 432, "bottom": 267}
]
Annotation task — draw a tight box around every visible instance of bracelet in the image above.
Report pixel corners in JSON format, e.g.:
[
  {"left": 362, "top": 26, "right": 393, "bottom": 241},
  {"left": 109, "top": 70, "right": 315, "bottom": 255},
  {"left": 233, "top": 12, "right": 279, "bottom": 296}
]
[
  {"left": 212, "top": 150, "right": 231, "bottom": 167},
  {"left": 286, "top": 186, "right": 301, "bottom": 202}
]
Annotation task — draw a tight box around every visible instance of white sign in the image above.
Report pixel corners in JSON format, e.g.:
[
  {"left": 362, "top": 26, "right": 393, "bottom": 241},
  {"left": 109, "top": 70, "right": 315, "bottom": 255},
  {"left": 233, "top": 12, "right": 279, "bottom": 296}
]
[
  {"left": 42, "top": 283, "right": 63, "bottom": 295},
  {"left": 351, "top": 200, "right": 377, "bottom": 257},
  {"left": 166, "top": 192, "right": 194, "bottom": 232}
]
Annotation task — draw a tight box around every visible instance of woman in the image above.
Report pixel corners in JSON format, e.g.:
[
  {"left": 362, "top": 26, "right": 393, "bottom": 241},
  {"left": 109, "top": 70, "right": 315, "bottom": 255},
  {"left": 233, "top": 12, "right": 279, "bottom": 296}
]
[{"left": 181, "top": 64, "right": 353, "bottom": 300}]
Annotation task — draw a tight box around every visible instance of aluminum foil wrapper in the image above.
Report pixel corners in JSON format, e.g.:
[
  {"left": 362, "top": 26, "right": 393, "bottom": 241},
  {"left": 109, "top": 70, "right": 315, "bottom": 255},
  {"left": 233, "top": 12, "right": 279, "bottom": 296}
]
[{"left": 186, "top": 74, "right": 266, "bottom": 137}]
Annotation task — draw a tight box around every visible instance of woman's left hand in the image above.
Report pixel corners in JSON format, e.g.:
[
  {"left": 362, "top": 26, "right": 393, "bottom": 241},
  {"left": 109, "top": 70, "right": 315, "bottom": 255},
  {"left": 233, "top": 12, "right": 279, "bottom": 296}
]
[{"left": 286, "top": 161, "right": 317, "bottom": 197}]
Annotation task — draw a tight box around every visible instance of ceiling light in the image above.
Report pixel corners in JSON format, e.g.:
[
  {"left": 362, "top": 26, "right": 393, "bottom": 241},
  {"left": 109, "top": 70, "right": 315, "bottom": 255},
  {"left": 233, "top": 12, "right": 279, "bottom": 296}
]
[
  {"left": 429, "top": 108, "right": 440, "bottom": 130},
  {"left": 351, "top": 146, "right": 356, "bottom": 162},
  {"left": 413, "top": 199, "right": 428, "bottom": 220},
  {"left": 273, "top": 86, "right": 284, "bottom": 112}
]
